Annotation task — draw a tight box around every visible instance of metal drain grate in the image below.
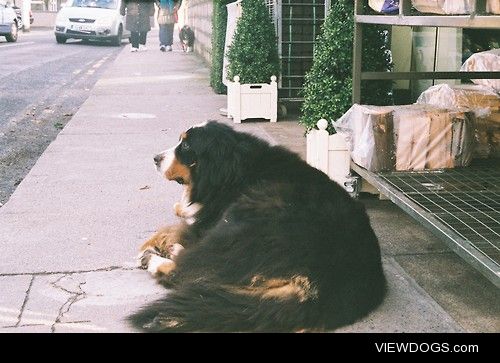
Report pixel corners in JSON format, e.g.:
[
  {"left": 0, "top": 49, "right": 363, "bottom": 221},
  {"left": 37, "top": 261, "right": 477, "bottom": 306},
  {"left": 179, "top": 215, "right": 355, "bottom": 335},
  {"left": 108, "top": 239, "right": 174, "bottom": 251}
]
[{"left": 351, "top": 159, "right": 500, "bottom": 287}]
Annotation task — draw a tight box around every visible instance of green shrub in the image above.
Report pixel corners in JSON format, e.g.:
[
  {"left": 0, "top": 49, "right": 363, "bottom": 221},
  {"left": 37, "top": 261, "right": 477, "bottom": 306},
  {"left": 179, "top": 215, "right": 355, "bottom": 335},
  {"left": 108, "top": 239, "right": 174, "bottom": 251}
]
[
  {"left": 226, "top": 0, "right": 280, "bottom": 84},
  {"left": 210, "top": 0, "right": 233, "bottom": 94},
  {"left": 300, "top": 1, "right": 393, "bottom": 134}
]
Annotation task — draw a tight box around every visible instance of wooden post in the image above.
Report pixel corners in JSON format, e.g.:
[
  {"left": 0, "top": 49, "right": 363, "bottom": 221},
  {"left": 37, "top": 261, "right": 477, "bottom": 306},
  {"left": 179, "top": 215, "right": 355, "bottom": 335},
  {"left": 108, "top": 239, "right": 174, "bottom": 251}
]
[{"left": 306, "top": 119, "right": 329, "bottom": 174}]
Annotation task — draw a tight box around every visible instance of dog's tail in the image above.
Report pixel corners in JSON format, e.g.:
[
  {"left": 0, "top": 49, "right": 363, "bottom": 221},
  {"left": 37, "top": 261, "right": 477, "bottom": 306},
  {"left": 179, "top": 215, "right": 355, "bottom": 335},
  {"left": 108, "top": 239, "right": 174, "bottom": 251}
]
[{"left": 127, "top": 281, "right": 318, "bottom": 332}]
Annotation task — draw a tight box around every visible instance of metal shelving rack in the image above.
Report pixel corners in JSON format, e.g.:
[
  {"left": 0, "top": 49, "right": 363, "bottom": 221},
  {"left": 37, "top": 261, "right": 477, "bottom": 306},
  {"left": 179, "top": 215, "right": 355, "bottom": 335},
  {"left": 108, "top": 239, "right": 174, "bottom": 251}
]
[
  {"left": 351, "top": 0, "right": 500, "bottom": 287},
  {"left": 352, "top": 0, "right": 500, "bottom": 103}
]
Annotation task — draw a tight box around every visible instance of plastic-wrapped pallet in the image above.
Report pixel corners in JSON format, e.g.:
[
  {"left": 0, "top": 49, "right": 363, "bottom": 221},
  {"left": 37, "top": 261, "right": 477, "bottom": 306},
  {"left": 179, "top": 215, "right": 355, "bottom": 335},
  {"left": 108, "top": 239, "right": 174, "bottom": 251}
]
[
  {"left": 333, "top": 104, "right": 475, "bottom": 172},
  {"left": 416, "top": 84, "right": 500, "bottom": 115},
  {"left": 411, "top": 0, "right": 474, "bottom": 14},
  {"left": 460, "top": 49, "right": 500, "bottom": 92},
  {"left": 474, "top": 112, "right": 500, "bottom": 158}
]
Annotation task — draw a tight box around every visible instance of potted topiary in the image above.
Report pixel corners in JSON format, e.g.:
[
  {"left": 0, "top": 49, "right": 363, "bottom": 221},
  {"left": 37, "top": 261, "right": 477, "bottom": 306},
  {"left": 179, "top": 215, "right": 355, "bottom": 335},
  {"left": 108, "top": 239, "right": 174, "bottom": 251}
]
[
  {"left": 225, "top": 0, "right": 280, "bottom": 123},
  {"left": 301, "top": 0, "right": 393, "bottom": 184}
]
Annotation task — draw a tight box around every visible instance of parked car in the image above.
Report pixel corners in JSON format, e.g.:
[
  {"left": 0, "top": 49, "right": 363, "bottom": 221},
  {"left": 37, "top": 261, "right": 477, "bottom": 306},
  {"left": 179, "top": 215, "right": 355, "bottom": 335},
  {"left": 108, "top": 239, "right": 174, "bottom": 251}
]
[
  {"left": 0, "top": 0, "right": 18, "bottom": 42},
  {"left": 54, "top": 0, "right": 130, "bottom": 46},
  {"left": 12, "top": 6, "right": 34, "bottom": 30}
]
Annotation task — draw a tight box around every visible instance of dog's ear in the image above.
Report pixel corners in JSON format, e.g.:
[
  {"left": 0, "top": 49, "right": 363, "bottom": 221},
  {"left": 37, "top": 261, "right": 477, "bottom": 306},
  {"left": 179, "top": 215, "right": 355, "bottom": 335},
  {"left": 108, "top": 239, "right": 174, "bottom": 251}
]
[{"left": 190, "top": 123, "right": 245, "bottom": 202}]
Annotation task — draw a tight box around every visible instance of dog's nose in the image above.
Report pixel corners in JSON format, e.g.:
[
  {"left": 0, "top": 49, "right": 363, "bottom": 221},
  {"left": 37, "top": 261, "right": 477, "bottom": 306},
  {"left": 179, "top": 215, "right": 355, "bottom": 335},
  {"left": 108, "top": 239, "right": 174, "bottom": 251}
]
[{"left": 154, "top": 154, "right": 164, "bottom": 166}]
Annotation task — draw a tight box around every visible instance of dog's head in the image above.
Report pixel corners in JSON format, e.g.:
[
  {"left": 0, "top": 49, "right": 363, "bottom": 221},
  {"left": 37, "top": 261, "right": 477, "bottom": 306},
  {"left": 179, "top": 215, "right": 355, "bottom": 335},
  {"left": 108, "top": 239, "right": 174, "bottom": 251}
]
[{"left": 153, "top": 121, "right": 257, "bottom": 203}]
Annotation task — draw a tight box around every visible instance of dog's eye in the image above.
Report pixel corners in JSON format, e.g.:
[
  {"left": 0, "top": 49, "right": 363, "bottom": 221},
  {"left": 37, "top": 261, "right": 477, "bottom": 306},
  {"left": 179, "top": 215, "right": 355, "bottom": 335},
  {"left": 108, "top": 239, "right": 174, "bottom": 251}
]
[{"left": 181, "top": 141, "right": 190, "bottom": 151}]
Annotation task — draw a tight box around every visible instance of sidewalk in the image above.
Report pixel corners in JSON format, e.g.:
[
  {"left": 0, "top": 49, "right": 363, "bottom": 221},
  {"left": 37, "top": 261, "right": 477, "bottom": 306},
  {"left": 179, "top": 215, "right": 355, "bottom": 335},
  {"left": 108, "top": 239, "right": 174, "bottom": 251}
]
[{"left": 0, "top": 31, "right": 497, "bottom": 332}]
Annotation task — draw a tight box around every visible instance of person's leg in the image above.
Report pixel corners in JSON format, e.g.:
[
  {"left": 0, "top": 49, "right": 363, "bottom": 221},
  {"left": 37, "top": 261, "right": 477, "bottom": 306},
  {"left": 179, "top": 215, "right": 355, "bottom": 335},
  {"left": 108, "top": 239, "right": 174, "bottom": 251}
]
[
  {"left": 164, "top": 23, "right": 174, "bottom": 51},
  {"left": 159, "top": 24, "right": 167, "bottom": 46},
  {"left": 166, "top": 23, "right": 174, "bottom": 46},
  {"left": 130, "top": 31, "right": 139, "bottom": 50},
  {"left": 139, "top": 31, "right": 148, "bottom": 46}
]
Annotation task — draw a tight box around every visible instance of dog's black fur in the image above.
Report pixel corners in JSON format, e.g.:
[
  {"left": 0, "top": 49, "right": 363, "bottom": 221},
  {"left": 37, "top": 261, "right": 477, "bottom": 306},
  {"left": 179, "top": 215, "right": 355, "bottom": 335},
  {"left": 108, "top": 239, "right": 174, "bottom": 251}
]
[
  {"left": 179, "top": 25, "right": 194, "bottom": 52},
  {"left": 129, "top": 121, "right": 386, "bottom": 332}
]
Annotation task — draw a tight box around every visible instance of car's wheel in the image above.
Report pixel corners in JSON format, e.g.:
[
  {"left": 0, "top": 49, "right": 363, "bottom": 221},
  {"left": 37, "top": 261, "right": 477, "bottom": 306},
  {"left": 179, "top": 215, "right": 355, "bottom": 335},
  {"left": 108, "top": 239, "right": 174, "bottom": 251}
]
[
  {"left": 112, "top": 25, "right": 123, "bottom": 47},
  {"left": 56, "top": 35, "right": 67, "bottom": 44},
  {"left": 6, "top": 22, "right": 18, "bottom": 42}
]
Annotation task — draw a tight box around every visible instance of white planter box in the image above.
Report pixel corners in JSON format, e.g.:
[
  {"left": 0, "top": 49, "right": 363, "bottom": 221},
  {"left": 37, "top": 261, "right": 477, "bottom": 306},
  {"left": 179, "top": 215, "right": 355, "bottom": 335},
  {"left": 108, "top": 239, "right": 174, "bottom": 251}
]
[
  {"left": 306, "top": 119, "right": 351, "bottom": 187},
  {"left": 227, "top": 76, "right": 278, "bottom": 123}
]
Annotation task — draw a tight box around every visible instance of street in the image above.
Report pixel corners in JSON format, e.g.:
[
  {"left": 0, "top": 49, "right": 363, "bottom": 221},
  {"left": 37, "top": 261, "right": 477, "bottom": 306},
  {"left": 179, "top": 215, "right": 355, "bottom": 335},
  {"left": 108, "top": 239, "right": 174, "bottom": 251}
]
[{"left": 0, "top": 30, "right": 122, "bottom": 205}]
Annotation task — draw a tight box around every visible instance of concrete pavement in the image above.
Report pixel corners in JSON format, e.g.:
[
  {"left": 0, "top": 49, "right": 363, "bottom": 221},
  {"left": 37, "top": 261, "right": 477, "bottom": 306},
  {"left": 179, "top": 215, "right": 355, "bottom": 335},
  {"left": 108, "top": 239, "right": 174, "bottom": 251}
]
[{"left": 0, "top": 30, "right": 498, "bottom": 332}]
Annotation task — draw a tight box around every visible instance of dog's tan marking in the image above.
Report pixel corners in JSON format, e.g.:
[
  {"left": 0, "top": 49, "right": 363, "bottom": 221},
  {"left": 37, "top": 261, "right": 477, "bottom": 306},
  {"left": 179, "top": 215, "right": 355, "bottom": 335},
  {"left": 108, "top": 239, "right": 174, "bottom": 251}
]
[
  {"left": 165, "top": 158, "right": 192, "bottom": 184},
  {"left": 156, "top": 260, "right": 177, "bottom": 275},
  {"left": 140, "top": 224, "right": 184, "bottom": 255},
  {"left": 233, "top": 275, "right": 317, "bottom": 302},
  {"left": 180, "top": 132, "right": 187, "bottom": 140}
]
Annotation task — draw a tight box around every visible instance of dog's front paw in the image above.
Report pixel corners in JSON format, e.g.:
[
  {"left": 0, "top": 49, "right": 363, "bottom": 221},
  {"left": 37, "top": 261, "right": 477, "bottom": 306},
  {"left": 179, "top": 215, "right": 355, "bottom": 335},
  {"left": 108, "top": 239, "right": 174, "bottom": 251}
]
[
  {"left": 167, "top": 243, "right": 184, "bottom": 259},
  {"left": 146, "top": 255, "right": 175, "bottom": 276},
  {"left": 137, "top": 246, "right": 162, "bottom": 269},
  {"left": 138, "top": 247, "right": 176, "bottom": 276}
]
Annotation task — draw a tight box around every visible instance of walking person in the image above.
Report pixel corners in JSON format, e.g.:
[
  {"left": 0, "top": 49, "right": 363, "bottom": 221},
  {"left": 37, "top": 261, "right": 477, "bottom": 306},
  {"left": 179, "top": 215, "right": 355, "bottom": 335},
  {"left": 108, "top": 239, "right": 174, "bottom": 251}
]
[
  {"left": 156, "top": 0, "right": 182, "bottom": 52},
  {"left": 121, "top": 0, "right": 156, "bottom": 52}
]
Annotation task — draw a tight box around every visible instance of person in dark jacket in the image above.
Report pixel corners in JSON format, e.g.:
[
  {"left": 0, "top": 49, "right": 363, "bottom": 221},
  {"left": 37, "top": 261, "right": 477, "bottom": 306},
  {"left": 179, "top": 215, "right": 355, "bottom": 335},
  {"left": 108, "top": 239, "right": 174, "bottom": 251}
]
[
  {"left": 156, "top": 0, "right": 182, "bottom": 52},
  {"left": 120, "top": 0, "right": 155, "bottom": 52}
]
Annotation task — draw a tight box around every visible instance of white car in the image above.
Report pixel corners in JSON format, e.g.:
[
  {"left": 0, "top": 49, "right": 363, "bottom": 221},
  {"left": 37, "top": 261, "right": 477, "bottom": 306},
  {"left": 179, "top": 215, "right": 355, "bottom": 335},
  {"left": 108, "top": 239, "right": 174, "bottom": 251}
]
[
  {"left": 54, "top": 0, "right": 130, "bottom": 46},
  {"left": 0, "top": 0, "right": 18, "bottom": 42}
]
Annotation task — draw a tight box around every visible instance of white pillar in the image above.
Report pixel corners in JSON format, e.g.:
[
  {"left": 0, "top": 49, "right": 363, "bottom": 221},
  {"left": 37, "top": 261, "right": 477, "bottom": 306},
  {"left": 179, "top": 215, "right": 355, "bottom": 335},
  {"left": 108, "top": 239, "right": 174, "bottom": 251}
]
[{"left": 22, "top": 0, "right": 31, "bottom": 32}]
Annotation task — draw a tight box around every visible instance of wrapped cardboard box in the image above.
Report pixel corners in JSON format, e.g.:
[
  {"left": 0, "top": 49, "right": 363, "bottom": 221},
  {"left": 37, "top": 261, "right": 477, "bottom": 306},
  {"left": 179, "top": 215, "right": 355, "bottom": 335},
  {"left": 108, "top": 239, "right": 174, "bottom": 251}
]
[
  {"left": 333, "top": 104, "right": 395, "bottom": 172},
  {"left": 416, "top": 84, "right": 500, "bottom": 114},
  {"left": 411, "top": 0, "right": 474, "bottom": 14},
  {"left": 461, "top": 49, "right": 500, "bottom": 92},
  {"left": 487, "top": 0, "right": 500, "bottom": 14},
  {"left": 393, "top": 106, "right": 475, "bottom": 170},
  {"left": 368, "top": 0, "right": 399, "bottom": 14},
  {"left": 333, "top": 104, "right": 475, "bottom": 172}
]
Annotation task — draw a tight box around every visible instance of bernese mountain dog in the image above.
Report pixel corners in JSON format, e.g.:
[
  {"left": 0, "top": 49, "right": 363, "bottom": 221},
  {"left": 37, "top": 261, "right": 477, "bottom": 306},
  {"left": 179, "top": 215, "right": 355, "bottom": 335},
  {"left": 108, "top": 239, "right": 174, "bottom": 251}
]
[{"left": 129, "top": 121, "right": 386, "bottom": 332}]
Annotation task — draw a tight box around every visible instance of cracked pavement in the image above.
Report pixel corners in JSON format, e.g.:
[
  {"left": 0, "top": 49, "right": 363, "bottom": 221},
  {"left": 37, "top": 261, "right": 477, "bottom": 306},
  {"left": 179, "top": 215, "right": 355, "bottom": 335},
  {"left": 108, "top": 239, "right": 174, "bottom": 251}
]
[
  {"left": 1, "top": 268, "right": 165, "bottom": 332},
  {"left": 0, "top": 268, "right": 165, "bottom": 332}
]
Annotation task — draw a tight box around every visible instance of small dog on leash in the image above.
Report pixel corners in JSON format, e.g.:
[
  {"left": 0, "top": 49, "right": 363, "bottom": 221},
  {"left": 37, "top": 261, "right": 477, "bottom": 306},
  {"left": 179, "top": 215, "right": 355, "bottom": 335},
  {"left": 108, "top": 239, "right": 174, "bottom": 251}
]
[{"left": 179, "top": 25, "right": 195, "bottom": 52}]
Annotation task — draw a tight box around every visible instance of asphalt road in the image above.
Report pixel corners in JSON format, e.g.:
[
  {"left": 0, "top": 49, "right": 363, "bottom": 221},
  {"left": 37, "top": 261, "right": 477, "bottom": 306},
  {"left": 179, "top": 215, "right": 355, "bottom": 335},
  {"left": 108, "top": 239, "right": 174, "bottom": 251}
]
[{"left": 0, "top": 30, "right": 123, "bottom": 206}]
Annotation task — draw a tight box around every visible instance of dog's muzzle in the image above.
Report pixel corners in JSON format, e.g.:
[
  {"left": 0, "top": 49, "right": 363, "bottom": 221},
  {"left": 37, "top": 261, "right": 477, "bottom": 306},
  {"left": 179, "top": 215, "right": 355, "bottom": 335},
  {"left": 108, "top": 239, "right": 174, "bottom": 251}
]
[{"left": 154, "top": 154, "right": 164, "bottom": 168}]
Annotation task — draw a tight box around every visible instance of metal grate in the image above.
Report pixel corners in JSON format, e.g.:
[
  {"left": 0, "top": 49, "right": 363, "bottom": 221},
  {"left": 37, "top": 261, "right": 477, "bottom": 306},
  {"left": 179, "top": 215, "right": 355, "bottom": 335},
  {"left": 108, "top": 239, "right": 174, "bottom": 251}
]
[{"left": 351, "top": 159, "right": 500, "bottom": 288}]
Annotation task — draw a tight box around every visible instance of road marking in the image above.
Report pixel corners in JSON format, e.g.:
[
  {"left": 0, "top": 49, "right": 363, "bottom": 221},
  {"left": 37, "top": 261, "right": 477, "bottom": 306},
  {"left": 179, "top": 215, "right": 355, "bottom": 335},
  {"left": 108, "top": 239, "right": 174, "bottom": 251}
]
[
  {"left": 86, "top": 55, "right": 109, "bottom": 75},
  {"left": 92, "top": 55, "right": 109, "bottom": 69},
  {"left": 0, "top": 41, "right": 35, "bottom": 49}
]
